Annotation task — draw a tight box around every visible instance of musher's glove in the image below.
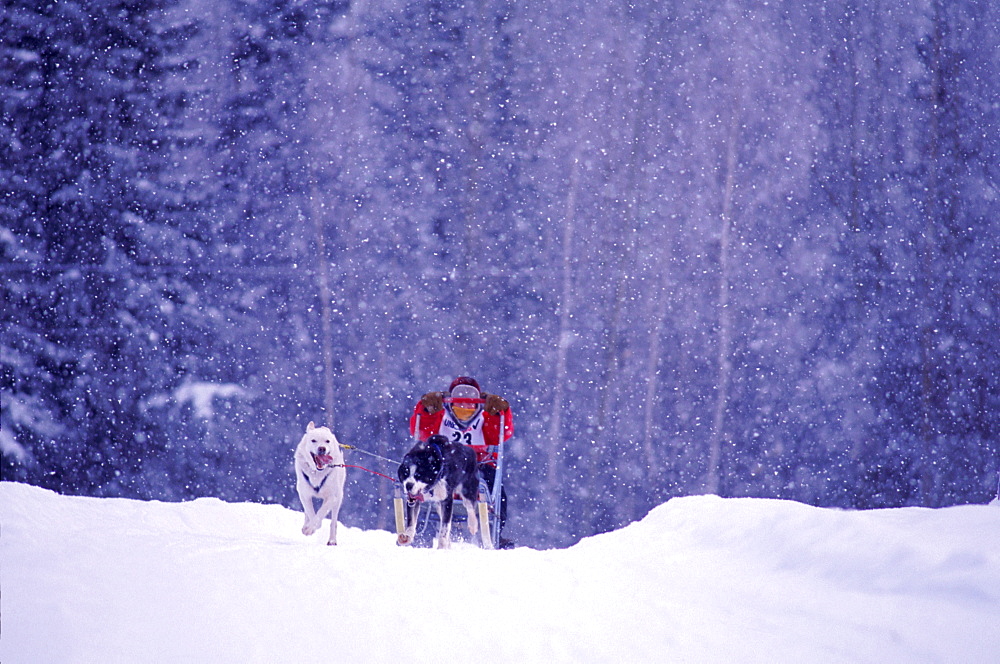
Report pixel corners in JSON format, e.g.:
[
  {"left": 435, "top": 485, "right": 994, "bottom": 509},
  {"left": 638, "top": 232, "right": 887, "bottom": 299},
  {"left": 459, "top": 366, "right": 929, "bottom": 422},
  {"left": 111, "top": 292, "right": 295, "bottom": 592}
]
[
  {"left": 420, "top": 391, "right": 444, "bottom": 414},
  {"left": 484, "top": 393, "right": 509, "bottom": 415}
]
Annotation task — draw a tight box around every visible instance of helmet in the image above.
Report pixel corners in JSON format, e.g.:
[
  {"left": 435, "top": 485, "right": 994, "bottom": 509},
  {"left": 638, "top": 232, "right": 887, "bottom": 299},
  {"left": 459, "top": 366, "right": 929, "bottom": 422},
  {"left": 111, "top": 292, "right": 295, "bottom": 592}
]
[
  {"left": 449, "top": 376, "right": 480, "bottom": 392},
  {"left": 448, "top": 379, "right": 482, "bottom": 423}
]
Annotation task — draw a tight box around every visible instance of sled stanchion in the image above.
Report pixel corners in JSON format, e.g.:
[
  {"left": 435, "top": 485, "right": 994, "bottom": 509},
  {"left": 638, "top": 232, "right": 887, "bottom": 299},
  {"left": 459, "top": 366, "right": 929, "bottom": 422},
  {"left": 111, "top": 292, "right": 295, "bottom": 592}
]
[
  {"left": 394, "top": 413, "right": 421, "bottom": 540},
  {"left": 393, "top": 486, "right": 406, "bottom": 538},
  {"left": 491, "top": 412, "right": 505, "bottom": 549},
  {"left": 494, "top": 413, "right": 505, "bottom": 509},
  {"left": 478, "top": 499, "right": 494, "bottom": 549}
]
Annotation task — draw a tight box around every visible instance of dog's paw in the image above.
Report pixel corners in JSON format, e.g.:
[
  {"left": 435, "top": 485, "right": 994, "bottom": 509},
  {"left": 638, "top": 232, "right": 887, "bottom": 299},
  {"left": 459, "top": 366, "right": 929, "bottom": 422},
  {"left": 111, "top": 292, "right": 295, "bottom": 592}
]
[
  {"left": 396, "top": 534, "right": 412, "bottom": 546},
  {"left": 326, "top": 540, "right": 337, "bottom": 546},
  {"left": 302, "top": 523, "right": 318, "bottom": 536}
]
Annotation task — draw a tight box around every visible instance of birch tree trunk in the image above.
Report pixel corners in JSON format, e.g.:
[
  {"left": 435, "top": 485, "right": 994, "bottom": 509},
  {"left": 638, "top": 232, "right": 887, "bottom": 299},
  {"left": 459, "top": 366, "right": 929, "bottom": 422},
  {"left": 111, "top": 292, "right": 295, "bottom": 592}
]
[
  {"left": 592, "top": 27, "right": 657, "bottom": 449},
  {"left": 918, "top": 0, "right": 943, "bottom": 506},
  {"left": 546, "top": 145, "right": 584, "bottom": 493},
  {"left": 586, "top": 20, "right": 660, "bottom": 529},
  {"left": 306, "top": 0, "right": 369, "bottom": 425},
  {"left": 305, "top": 78, "right": 337, "bottom": 424},
  {"left": 641, "top": 269, "right": 671, "bottom": 483},
  {"left": 705, "top": 103, "right": 740, "bottom": 496},
  {"left": 457, "top": 0, "right": 493, "bottom": 360}
]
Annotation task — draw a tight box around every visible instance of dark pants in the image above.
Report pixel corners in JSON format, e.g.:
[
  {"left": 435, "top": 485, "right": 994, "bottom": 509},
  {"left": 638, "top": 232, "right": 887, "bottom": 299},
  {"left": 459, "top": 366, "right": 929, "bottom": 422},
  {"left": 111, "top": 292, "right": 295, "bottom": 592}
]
[{"left": 478, "top": 463, "right": 507, "bottom": 535}]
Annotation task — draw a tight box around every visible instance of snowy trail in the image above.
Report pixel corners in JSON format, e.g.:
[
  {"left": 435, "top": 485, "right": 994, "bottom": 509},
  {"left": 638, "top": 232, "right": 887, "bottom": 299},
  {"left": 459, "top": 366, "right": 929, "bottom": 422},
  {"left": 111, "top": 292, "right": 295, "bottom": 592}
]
[{"left": 3, "top": 481, "right": 1000, "bottom": 663}]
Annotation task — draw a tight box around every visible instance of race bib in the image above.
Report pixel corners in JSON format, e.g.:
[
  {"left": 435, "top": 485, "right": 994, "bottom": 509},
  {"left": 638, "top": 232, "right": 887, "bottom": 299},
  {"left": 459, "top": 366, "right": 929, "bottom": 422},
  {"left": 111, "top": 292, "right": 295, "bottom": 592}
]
[{"left": 438, "top": 412, "right": 486, "bottom": 447}]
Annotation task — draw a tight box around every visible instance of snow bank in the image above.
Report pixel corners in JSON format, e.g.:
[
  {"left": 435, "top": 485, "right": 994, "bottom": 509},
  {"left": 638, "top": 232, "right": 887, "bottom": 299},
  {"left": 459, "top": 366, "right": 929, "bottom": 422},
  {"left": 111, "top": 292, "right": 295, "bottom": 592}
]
[{"left": 3, "top": 482, "right": 999, "bottom": 663}]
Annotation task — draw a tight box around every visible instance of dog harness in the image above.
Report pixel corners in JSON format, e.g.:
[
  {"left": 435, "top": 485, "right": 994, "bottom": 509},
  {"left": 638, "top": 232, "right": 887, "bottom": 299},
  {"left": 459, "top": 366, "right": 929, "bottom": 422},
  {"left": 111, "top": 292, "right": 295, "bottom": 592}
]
[{"left": 300, "top": 467, "right": 342, "bottom": 493}]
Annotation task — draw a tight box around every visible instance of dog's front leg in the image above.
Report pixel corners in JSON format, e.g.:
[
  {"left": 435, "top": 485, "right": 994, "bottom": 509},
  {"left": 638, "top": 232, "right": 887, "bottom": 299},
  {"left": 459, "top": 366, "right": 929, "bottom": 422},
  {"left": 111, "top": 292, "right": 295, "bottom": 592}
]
[
  {"left": 436, "top": 497, "right": 454, "bottom": 549},
  {"left": 314, "top": 489, "right": 344, "bottom": 546},
  {"left": 463, "top": 497, "right": 479, "bottom": 536},
  {"left": 297, "top": 483, "right": 320, "bottom": 536}
]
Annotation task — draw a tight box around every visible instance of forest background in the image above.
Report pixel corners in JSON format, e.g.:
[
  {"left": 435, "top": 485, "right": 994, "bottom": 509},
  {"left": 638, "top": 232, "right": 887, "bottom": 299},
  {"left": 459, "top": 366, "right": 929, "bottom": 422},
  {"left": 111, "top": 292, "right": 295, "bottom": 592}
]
[{"left": 3, "top": 0, "right": 999, "bottom": 548}]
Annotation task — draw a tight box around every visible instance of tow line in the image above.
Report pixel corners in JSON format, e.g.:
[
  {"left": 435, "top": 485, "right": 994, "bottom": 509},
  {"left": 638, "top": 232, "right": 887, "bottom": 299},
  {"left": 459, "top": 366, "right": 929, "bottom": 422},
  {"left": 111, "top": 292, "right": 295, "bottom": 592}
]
[
  {"left": 342, "top": 464, "right": 398, "bottom": 483},
  {"left": 337, "top": 443, "right": 400, "bottom": 483}
]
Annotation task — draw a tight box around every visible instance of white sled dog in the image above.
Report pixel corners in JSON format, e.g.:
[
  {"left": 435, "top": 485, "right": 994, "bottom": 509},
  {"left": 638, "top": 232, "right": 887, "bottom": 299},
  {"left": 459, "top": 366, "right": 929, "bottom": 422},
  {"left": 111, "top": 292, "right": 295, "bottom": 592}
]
[{"left": 294, "top": 421, "right": 347, "bottom": 545}]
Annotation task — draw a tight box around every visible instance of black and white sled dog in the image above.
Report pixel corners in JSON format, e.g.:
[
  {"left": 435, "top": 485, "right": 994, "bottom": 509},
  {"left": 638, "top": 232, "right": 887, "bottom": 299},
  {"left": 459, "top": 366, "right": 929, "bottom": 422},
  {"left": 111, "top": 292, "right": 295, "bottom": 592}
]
[
  {"left": 294, "top": 421, "right": 346, "bottom": 545},
  {"left": 397, "top": 434, "right": 479, "bottom": 549}
]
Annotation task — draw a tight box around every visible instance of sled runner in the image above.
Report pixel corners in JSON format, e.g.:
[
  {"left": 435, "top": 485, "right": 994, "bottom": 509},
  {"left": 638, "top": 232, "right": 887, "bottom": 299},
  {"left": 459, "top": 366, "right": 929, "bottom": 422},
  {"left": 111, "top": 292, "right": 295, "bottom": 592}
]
[{"left": 394, "top": 407, "right": 506, "bottom": 549}]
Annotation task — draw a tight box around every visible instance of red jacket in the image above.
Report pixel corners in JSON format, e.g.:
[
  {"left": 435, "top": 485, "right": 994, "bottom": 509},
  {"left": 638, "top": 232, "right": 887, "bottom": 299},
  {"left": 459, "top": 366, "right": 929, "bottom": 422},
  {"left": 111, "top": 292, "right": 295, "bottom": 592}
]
[{"left": 408, "top": 401, "right": 514, "bottom": 466}]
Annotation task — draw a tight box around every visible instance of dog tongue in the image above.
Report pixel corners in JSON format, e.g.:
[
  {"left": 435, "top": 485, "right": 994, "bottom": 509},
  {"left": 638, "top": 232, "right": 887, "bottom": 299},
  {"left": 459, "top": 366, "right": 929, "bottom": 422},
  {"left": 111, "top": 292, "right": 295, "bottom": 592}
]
[{"left": 314, "top": 453, "right": 334, "bottom": 469}]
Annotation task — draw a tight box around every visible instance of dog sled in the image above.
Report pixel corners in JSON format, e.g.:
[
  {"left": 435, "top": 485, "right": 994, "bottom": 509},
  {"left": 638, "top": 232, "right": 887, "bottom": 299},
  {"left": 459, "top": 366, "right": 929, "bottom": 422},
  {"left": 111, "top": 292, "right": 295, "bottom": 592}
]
[{"left": 393, "top": 408, "right": 506, "bottom": 549}]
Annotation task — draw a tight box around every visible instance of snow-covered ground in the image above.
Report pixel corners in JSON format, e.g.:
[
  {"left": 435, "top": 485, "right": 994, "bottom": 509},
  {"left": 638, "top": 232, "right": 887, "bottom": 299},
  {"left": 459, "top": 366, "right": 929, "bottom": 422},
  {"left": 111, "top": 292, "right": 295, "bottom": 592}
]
[{"left": 3, "top": 481, "right": 999, "bottom": 663}]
